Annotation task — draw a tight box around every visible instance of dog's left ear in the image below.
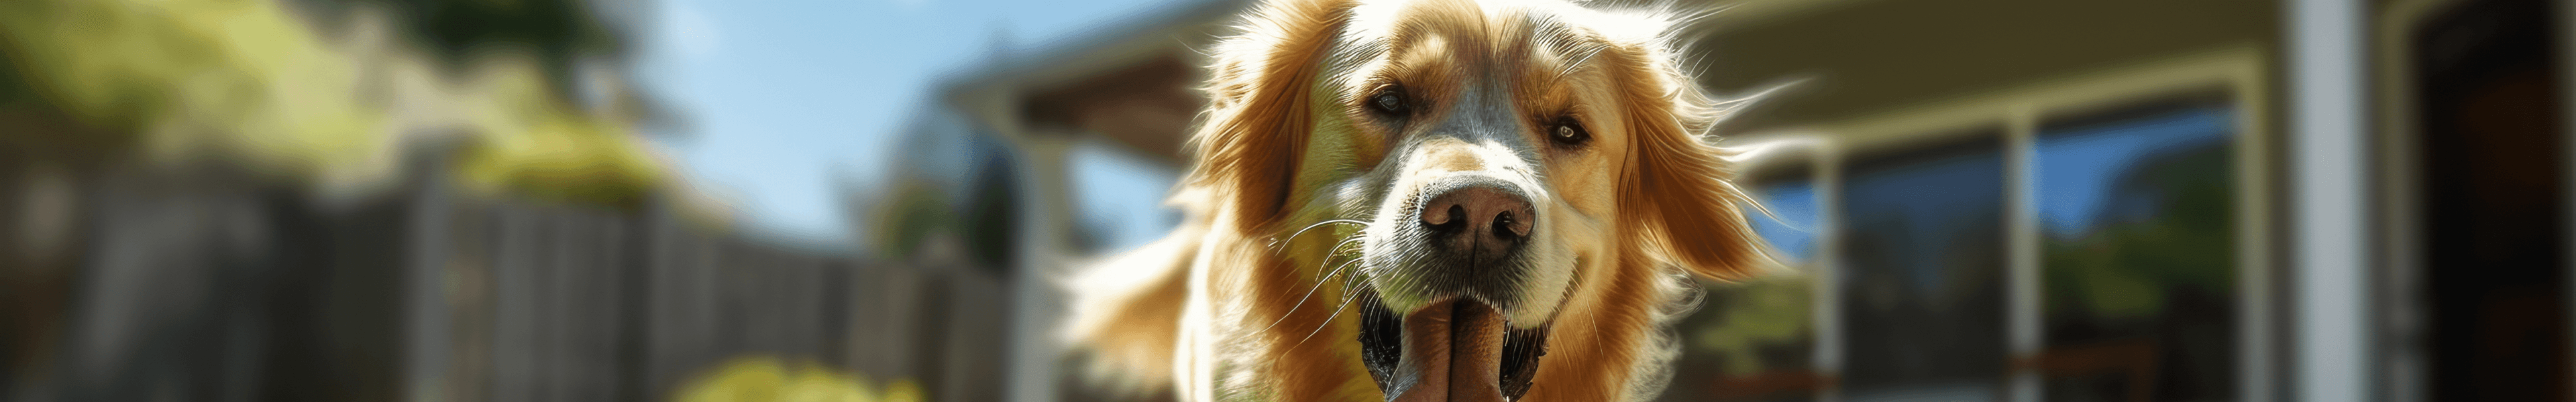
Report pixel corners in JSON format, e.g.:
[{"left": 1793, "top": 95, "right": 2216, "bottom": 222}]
[{"left": 1613, "top": 55, "right": 1773, "bottom": 281}]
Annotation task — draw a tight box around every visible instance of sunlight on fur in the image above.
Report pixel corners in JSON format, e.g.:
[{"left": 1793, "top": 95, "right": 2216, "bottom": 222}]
[{"left": 1062, "top": 0, "right": 1784, "bottom": 401}]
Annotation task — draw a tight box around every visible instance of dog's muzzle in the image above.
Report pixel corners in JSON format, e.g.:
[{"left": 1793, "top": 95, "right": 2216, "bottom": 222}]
[{"left": 1357, "top": 179, "right": 1551, "bottom": 401}]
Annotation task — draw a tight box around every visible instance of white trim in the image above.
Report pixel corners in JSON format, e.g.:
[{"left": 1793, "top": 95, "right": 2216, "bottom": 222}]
[
  {"left": 1813, "top": 141, "right": 1847, "bottom": 402},
  {"left": 2366, "top": 0, "right": 2458, "bottom": 399},
  {"left": 2233, "top": 62, "right": 2282, "bottom": 402},
  {"left": 1721, "top": 132, "right": 1847, "bottom": 402},
  {"left": 1792, "top": 46, "right": 2271, "bottom": 157}
]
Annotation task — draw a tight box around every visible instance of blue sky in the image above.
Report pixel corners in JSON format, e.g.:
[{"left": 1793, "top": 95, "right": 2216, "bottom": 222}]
[
  {"left": 1069, "top": 139, "right": 1185, "bottom": 253},
  {"left": 638, "top": 0, "right": 1196, "bottom": 249}
]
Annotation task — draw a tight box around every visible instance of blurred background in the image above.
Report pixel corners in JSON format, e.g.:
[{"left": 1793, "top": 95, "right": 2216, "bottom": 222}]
[{"left": 0, "top": 0, "right": 2567, "bottom": 401}]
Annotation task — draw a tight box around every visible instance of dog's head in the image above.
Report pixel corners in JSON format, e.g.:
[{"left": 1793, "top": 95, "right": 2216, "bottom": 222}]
[{"left": 1181, "top": 0, "right": 1769, "bottom": 400}]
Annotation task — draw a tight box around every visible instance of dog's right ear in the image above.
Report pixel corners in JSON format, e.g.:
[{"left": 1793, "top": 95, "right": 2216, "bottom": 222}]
[{"left": 1183, "top": 0, "right": 1356, "bottom": 232}]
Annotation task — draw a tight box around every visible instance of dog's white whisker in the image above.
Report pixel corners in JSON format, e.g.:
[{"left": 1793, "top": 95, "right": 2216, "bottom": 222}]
[
  {"left": 1277, "top": 218, "right": 1372, "bottom": 247},
  {"left": 1258, "top": 250, "right": 1371, "bottom": 334},
  {"left": 1255, "top": 232, "right": 1371, "bottom": 334},
  {"left": 1292, "top": 275, "right": 1373, "bottom": 348}
]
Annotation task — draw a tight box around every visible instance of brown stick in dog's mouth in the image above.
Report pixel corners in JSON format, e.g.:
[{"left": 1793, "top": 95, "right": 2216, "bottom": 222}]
[{"left": 1358, "top": 291, "right": 1549, "bottom": 402}]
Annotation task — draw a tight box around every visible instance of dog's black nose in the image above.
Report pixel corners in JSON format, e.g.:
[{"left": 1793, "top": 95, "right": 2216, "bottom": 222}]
[{"left": 1419, "top": 185, "right": 1536, "bottom": 257}]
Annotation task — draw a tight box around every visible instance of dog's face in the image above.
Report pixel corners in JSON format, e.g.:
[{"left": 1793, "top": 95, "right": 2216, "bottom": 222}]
[
  {"left": 1172, "top": 0, "right": 1768, "bottom": 400},
  {"left": 1322, "top": 1, "right": 1637, "bottom": 399},
  {"left": 1338, "top": 0, "right": 1623, "bottom": 322}
]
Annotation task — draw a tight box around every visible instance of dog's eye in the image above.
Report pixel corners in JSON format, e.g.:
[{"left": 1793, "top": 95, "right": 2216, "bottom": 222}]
[
  {"left": 1549, "top": 119, "right": 1591, "bottom": 147},
  {"left": 1368, "top": 89, "right": 1408, "bottom": 116}
]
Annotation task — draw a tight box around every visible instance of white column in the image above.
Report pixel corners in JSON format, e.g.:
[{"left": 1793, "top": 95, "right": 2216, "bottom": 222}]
[
  {"left": 2289, "top": 0, "right": 2373, "bottom": 401},
  {"left": 2004, "top": 106, "right": 2043, "bottom": 402},
  {"left": 1008, "top": 133, "right": 1075, "bottom": 402}
]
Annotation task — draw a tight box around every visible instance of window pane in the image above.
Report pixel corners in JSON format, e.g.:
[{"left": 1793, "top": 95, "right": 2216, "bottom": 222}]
[
  {"left": 1666, "top": 174, "right": 1823, "bottom": 402},
  {"left": 1838, "top": 136, "right": 2008, "bottom": 401},
  {"left": 2034, "top": 104, "right": 2235, "bottom": 402}
]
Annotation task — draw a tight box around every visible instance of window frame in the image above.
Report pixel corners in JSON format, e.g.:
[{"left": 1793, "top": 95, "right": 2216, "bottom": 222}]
[{"left": 1721, "top": 44, "right": 2278, "bottom": 402}]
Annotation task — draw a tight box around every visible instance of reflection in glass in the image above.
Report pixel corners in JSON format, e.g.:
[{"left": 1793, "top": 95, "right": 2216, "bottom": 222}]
[
  {"left": 1666, "top": 176, "right": 1823, "bottom": 402},
  {"left": 2034, "top": 105, "right": 2235, "bottom": 402},
  {"left": 1753, "top": 183, "right": 1823, "bottom": 265},
  {"left": 1837, "top": 137, "right": 2007, "bottom": 401}
]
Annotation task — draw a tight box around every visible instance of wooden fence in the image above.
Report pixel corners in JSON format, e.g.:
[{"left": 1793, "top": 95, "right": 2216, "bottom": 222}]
[{"left": 0, "top": 151, "right": 1012, "bottom": 402}]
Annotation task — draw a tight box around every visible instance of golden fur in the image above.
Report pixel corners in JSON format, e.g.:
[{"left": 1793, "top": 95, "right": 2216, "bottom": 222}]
[{"left": 1066, "top": 0, "right": 1770, "bottom": 400}]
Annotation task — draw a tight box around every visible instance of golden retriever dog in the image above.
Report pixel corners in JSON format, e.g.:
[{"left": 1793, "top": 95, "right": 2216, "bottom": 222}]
[{"left": 1066, "top": 0, "right": 1771, "bottom": 400}]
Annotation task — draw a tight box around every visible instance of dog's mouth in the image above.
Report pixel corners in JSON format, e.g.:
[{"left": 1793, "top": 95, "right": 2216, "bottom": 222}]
[{"left": 1356, "top": 290, "right": 1548, "bottom": 402}]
